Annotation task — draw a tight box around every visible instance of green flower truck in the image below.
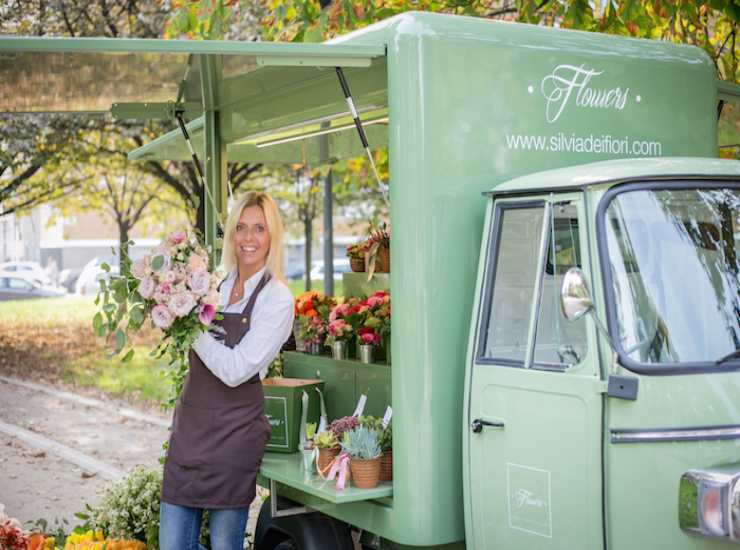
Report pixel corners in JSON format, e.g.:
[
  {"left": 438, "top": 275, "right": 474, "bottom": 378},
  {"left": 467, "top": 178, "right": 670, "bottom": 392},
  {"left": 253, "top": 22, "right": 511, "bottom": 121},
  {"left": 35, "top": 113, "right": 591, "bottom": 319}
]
[{"left": 2, "top": 11, "right": 738, "bottom": 550}]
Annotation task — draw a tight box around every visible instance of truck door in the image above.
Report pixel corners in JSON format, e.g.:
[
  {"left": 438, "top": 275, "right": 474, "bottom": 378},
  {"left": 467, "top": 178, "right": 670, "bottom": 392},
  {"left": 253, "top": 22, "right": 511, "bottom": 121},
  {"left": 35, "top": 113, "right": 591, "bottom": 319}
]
[{"left": 464, "top": 194, "right": 604, "bottom": 550}]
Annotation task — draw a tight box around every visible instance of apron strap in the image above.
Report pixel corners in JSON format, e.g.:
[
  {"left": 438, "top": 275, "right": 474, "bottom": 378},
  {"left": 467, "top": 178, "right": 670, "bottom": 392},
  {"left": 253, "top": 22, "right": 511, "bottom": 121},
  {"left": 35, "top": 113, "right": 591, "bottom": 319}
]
[{"left": 241, "top": 273, "right": 272, "bottom": 316}]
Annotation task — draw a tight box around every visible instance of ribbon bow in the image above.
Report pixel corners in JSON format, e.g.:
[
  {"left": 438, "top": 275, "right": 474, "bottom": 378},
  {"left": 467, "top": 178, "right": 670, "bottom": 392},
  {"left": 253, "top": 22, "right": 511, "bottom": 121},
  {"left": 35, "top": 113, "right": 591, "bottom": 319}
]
[{"left": 325, "top": 452, "right": 350, "bottom": 491}]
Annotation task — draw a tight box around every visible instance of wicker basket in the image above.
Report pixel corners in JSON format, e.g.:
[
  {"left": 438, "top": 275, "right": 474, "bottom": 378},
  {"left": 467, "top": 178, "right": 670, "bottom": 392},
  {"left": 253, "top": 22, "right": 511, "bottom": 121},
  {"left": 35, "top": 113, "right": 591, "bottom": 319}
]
[
  {"left": 350, "top": 257, "right": 365, "bottom": 272},
  {"left": 380, "top": 450, "right": 393, "bottom": 481},
  {"left": 349, "top": 455, "right": 382, "bottom": 489},
  {"left": 317, "top": 447, "right": 340, "bottom": 478},
  {"left": 375, "top": 246, "right": 390, "bottom": 273}
]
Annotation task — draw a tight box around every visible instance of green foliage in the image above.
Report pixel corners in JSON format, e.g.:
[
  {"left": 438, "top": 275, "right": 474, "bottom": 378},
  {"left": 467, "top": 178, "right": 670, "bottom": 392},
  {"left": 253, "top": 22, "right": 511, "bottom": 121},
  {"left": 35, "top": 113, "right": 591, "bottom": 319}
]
[
  {"left": 306, "top": 422, "right": 318, "bottom": 440},
  {"left": 90, "top": 467, "right": 162, "bottom": 548},
  {"left": 314, "top": 430, "right": 338, "bottom": 449},
  {"left": 341, "top": 425, "right": 382, "bottom": 459},
  {"left": 358, "top": 415, "right": 392, "bottom": 451}
]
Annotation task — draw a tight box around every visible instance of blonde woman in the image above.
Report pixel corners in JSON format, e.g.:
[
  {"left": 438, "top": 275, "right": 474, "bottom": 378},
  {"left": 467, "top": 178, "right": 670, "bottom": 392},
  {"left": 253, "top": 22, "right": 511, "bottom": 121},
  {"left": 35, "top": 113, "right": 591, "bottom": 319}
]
[{"left": 160, "top": 192, "right": 294, "bottom": 550}]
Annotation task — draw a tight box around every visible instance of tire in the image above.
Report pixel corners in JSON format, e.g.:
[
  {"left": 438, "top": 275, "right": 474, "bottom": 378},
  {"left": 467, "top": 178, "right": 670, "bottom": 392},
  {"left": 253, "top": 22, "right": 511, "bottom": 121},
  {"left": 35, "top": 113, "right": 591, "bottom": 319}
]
[{"left": 254, "top": 497, "right": 353, "bottom": 550}]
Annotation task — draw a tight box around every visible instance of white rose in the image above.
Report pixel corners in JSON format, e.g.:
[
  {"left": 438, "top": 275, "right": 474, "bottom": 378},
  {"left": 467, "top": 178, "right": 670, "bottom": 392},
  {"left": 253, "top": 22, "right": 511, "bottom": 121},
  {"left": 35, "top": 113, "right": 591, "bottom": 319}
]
[
  {"left": 187, "top": 270, "right": 211, "bottom": 296},
  {"left": 138, "top": 276, "right": 155, "bottom": 300},
  {"left": 130, "top": 256, "right": 150, "bottom": 280},
  {"left": 168, "top": 291, "right": 197, "bottom": 318},
  {"left": 151, "top": 305, "right": 174, "bottom": 330}
]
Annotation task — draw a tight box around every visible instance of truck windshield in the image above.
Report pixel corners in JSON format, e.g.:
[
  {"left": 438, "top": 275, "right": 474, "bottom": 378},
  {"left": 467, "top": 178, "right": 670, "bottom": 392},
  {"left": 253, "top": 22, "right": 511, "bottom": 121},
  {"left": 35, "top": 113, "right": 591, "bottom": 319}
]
[{"left": 603, "top": 186, "right": 740, "bottom": 367}]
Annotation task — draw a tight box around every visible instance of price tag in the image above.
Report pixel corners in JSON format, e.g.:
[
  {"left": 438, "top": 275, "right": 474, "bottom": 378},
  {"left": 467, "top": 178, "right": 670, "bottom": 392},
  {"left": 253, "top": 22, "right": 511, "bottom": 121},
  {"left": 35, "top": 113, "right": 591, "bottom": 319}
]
[
  {"left": 382, "top": 406, "right": 393, "bottom": 429},
  {"left": 352, "top": 394, "right": 367, "bottom": 417}
]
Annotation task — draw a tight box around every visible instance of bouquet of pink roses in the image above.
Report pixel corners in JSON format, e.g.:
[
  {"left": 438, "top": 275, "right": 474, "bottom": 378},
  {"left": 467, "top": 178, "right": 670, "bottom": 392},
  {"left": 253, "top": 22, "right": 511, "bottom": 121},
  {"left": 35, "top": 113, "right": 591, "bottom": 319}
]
[{"left": 94, "top": 230, "right": 222, "bottom": 404}]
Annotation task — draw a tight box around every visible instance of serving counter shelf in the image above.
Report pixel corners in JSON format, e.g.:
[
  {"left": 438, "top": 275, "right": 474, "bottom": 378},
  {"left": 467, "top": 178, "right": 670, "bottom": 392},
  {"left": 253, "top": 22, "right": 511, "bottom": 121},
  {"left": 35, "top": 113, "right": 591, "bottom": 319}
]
[{"left": 259, "top": 451, "right": 393, "bottom": 504}]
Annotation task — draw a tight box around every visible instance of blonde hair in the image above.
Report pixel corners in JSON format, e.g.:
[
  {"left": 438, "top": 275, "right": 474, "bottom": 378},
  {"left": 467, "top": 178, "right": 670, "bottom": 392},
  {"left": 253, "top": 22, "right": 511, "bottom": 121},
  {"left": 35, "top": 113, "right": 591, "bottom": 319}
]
[{"left": 220, "top": 191, "right": 285, "bottom": 282}]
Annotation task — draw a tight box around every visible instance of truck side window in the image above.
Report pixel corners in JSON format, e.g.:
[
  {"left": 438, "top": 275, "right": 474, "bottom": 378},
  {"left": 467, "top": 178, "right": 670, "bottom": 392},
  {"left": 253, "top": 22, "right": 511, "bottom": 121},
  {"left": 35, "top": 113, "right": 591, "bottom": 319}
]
[
  {"left": 533, "top": 203, "right": 588, "bottom": 368},
  {"left": 481, "top": 205, "right": 545, "bottom": 363}
]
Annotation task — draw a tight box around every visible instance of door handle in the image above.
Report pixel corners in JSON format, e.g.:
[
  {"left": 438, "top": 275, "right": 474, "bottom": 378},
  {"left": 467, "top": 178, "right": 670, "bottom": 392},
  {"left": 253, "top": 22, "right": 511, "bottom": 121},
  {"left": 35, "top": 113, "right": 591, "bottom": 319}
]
[{"left": 471, "top": 418, "right": 505, "bottom": 433}]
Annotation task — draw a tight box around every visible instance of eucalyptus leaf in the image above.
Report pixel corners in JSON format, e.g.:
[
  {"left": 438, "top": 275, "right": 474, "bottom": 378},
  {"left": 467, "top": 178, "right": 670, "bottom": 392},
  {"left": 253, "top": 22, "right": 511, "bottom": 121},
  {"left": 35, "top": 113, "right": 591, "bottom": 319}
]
[
  {"left": 92, "top": 312, "right": 103, "bottom": 332},
  {"left": 115, "top": 329, "right": 126, "bottom": 352},
  {"left": 100, "top": 262, "right": 110, "bottom": 273},
  {"left": 121, "top": 348, "right": 135, "bottom": 363},
  {"left": 151, "top": 255, "right": 164, "bottom": 271}
]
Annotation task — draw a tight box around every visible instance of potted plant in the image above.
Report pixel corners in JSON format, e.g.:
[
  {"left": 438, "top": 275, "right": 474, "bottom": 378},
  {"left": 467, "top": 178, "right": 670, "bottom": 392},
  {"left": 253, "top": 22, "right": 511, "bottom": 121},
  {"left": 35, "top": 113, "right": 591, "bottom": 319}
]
[
  {"left": 302, "top": 422, "right": 318, "bottom": 471},
  {"left": 379, "top": 424, "right": 393, "bottom": 481},
  {"left": 295, "top": 291, "right": 335, "bottom": 354},
  {"left": 365, "top": 223, "right": 390, "bottom": 279},
  {"left": 314, "top": 430, "right": 339, "bottom": 477},
  {"left": 326, "top": 299, "right": 363, "bottom": 360},
  {"left": 341, "top": 426, "right": 383, "bottom": 489},
  {"left": 359, "top": 416, "right": 392, "bottom": 481},
  {"left": 356, "top": 290, "right": 391, "bottom": 364},
  {"left": 347, "top": 242, "right": 367, "bottom": 272}
]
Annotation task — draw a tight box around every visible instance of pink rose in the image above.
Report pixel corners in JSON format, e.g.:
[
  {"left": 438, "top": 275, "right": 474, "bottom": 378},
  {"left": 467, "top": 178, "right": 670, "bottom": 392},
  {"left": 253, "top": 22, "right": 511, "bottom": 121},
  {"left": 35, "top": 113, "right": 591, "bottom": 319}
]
[
  {"left": 138, "top": 276, "right": 155, "bottom": 300},
  {"left": 130, "top": 256, "right": 150, "bottom": 280},
  {"left": 167, "top": 230, "right": 187, "bottom": 246},
  {"left": 198, "top": 303, "right": 216, "bottom": 326},
  {"left": 187, "top": 270, "right": 211, "bottom": 296},
  {"left": 168, "top": 291, "right": 197, "bottom": 317},
  {"left": 188, "top": 253, "right": 208, "bottom": 272},
  {"left": 156, "top": 282, "right": 172, "bottom": 295},
  {"left": 162, "top": 270, "right": 177, "bottom": 284},
  {"left": 366, "top": 296, "right": 383, "bottom": 307},
  {"left": 151, "top": 304, "right": 174, "bottom": 329}
]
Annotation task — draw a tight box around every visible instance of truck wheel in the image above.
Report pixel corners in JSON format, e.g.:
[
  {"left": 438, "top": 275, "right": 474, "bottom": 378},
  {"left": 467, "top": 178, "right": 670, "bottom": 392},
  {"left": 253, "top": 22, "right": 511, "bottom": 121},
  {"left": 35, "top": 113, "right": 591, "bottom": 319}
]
[{"left": 254, "top": 497, "right": 353, "bottom": 550}]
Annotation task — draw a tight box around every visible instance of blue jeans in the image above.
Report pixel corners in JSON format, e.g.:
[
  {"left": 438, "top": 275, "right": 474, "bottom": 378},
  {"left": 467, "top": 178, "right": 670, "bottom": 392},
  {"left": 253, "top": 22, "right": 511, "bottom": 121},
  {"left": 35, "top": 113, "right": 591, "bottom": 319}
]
[{"left": 159, "top": 501, "right": 249, "bottom": 550}]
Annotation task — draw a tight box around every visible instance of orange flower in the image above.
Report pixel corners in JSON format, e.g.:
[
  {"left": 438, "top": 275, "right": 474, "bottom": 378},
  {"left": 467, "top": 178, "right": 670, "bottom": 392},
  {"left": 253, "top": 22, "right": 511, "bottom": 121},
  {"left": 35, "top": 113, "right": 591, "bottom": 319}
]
[{"left": 306, "top": 309, "right": 318, "bottom": 317}]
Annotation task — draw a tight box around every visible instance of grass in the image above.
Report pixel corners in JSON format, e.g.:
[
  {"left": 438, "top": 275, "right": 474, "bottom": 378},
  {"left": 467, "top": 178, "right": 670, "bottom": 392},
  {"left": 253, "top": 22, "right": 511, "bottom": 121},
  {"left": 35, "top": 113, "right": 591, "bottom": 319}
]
[
  {"left": 0, "top": 295, "right": 99, "bottom": 325},
  {"left": 288, "top": 280, "right": 343, "bottom": 297},
  {"left": 62, "top": 345, "right": 172, "bottom": 406}
]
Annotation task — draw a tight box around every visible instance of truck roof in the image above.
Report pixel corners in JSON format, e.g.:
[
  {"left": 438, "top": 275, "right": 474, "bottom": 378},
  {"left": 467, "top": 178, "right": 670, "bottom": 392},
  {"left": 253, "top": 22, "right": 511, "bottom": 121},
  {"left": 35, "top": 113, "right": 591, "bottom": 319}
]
[{"left": 490, "top": 157, "right": 740, "bottom": 195}]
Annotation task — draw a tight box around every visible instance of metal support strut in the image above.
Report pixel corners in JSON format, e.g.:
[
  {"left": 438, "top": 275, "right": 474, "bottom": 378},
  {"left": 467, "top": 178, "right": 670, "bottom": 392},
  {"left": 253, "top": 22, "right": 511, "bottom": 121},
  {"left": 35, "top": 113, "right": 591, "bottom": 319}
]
[
  {"left": 174, "top": 110, "right": 225, "bottom": 236},
  {"left": 335, "top": 67, "right": 389, "bottom": 204}
]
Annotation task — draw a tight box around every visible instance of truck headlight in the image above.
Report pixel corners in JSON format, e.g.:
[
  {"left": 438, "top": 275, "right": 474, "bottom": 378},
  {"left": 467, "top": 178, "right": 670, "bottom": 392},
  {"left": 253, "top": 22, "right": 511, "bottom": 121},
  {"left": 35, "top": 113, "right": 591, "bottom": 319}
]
[{"left": 679, "top": 467, "right": 740, "bottom": 541}]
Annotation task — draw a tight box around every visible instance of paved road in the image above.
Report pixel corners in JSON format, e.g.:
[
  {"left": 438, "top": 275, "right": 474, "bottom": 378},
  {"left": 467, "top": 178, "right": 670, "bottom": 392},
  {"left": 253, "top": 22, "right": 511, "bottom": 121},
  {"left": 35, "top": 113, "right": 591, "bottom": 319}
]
[
  {"left": 0, "top": 376, "right": 267, "bottom": 539},
  {"left": 0, "top": 376, "right": 170, "bottom": 525}
]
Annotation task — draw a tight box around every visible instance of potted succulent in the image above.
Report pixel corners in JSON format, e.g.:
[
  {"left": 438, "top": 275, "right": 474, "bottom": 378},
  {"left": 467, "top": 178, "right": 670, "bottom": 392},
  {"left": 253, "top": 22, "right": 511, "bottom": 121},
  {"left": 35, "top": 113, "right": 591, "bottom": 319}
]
[
  {"left": 314, "top": 430, "right": 339, "bottom": 477},
  {"left": 347, "top": 242, "right": 367, "bottom": 272},
  {"left": 341, "top": 426, "right": 383, "bottom": 489},
  {"left": 360, "top": 416, "right": 392, "bottom": 481},
  {"left": 379, "top": 424, "right": 393, "bottom": 481},
  {"left": 302, "top": 422, "right": 318, "bottom": 471}
]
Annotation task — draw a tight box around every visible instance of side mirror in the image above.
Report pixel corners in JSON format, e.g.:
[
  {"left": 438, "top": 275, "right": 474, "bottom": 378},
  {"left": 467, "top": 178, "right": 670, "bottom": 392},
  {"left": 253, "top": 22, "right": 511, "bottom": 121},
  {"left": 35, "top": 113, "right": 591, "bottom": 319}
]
[{"left": 560, "top": 267, "right": 593, "bottom": 321}]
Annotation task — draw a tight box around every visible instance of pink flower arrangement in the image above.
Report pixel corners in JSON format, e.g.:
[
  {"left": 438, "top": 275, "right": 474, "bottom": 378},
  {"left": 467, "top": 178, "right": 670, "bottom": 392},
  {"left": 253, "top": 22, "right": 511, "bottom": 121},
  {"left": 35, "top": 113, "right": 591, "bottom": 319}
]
[
  {"left": 357, "top": 290, "right": 391, "bottom": 347},
  {"left": 94, "top": 230, "right": 223, "bottom": 399}
]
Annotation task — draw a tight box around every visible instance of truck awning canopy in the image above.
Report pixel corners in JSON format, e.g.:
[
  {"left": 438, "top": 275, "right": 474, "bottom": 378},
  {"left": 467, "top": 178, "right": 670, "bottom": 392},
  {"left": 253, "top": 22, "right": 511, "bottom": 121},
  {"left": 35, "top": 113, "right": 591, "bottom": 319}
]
[{"left": 0, "top": 36, "right": 388, "bottom": 163}]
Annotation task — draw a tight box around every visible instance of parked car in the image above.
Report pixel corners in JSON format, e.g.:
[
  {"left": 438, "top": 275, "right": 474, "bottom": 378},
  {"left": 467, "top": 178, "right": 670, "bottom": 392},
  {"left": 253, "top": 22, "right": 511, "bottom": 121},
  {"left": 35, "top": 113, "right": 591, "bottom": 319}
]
[
  {"left": 309, "top": 259, "right": 351, "bottom": 281},
  {"left": 74, "top": 255, "right": 120, "bottom": 296},
  {"left": 0, "top": 276, "right": 66, "bottom": 301},
  {"left": 0, "top": 260, "right": 51, "bottom": 287},
  {"left": 58, "top": 267, "right": 83, "bottom": 294}
]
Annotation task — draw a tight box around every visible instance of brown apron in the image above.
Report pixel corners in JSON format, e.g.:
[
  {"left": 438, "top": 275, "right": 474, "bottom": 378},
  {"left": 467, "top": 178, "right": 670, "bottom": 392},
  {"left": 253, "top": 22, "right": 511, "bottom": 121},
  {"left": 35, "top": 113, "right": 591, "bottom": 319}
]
[{"left": 161, "top": 274, "right": 272, "bottom": 509}]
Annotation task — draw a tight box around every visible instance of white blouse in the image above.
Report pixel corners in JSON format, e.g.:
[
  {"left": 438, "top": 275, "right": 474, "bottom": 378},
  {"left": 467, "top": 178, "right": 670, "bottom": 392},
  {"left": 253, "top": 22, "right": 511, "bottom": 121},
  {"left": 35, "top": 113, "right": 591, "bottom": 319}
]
[{"left": 191, "top": 266, "right": 295, "bottom": 387}]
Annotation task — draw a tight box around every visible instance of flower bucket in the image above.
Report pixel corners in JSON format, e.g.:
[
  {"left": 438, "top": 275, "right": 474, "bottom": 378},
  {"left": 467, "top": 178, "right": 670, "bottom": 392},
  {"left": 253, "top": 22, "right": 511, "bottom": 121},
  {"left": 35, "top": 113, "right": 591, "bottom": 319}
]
[
  {"left": 350, "top": 257, "right": 365, "bottom": 272},
  {"left": 350, "top": 455, "right": 383, "bottom": 488},
  {"left": 332, "top": 340, "right": 348, "bottom": 360},
  {"left": 380, "top": 450, "right": 393, "bottom": 481},
  {"left": 317, "top": 446, "right": 340, "bottom": 477},
  {"left": 359, "top": 344, "right": 375, "bottom": 364},
  {"left": 307, "top": 342, "right": 322, "bottom": 355}
]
